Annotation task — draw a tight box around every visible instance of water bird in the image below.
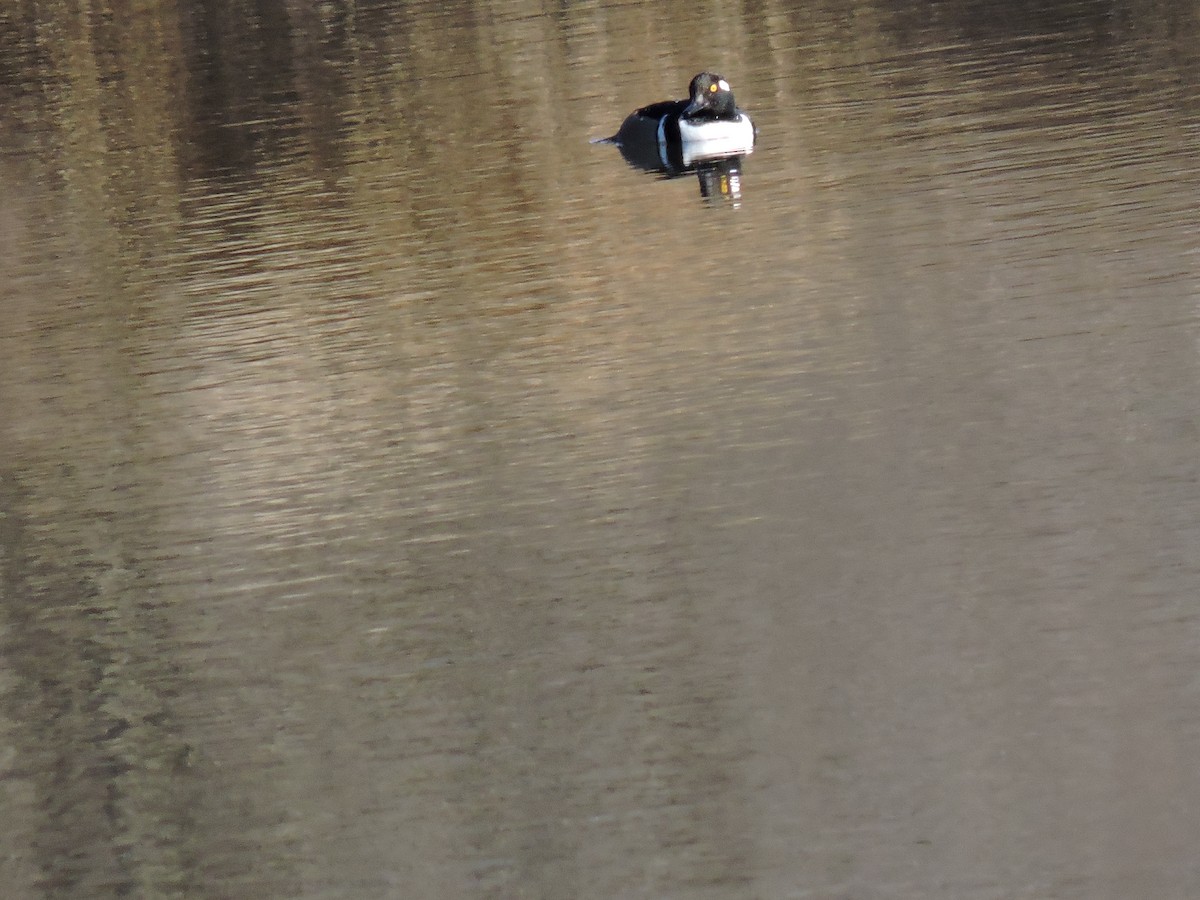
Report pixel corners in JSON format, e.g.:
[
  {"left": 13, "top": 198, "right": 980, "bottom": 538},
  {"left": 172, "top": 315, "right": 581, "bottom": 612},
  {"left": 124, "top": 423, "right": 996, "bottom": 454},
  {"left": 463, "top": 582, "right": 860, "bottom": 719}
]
[{"left": 594, "top": 72, "right": 756, "bottom": 172}]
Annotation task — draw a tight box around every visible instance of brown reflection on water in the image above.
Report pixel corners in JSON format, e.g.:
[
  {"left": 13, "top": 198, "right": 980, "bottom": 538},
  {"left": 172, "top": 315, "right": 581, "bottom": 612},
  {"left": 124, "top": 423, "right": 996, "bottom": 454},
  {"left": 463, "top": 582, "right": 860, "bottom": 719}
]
[{"left": 3, "top": 1, "right": 1200, "bottom": 897}]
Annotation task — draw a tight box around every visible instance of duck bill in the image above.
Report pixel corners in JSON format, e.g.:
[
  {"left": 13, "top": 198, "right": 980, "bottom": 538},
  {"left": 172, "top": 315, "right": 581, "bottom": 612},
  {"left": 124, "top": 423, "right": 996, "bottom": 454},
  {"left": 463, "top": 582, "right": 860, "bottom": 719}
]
[{"left": 682, "top": 98, "right": 705, "bottom": 117}]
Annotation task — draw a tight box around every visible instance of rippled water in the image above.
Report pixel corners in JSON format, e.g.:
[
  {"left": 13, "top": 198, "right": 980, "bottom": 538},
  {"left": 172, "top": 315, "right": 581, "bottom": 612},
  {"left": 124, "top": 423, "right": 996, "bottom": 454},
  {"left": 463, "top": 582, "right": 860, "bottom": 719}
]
[{"left": 3, "top": 1, "right": 1200, "bottom": 897}]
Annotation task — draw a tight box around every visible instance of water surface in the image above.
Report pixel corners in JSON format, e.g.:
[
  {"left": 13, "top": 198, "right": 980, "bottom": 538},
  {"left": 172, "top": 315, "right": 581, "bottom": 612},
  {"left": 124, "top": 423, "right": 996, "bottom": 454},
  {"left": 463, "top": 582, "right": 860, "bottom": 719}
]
[{"left": 2, "top": 1, "right": 1200, "bottom": 897}]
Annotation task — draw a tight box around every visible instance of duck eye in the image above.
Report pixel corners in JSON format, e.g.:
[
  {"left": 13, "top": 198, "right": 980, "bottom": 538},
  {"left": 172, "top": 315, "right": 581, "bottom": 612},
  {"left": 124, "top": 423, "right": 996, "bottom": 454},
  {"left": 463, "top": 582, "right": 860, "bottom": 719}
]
[{"left": 709, "top": 83, "right": 718, "bottom": 93}]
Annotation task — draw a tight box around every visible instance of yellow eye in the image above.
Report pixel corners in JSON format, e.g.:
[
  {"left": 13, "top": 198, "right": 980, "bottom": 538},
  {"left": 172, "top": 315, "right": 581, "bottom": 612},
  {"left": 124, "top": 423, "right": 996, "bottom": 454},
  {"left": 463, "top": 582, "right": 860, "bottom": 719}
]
[{"left": 709, "top": 83, "right": 718, "bottom": 93}]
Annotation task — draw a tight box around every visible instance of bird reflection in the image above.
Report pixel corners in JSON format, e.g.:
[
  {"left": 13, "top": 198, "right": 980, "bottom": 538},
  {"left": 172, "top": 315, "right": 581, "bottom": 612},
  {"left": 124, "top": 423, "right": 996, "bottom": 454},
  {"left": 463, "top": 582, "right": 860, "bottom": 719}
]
[{"left": 694, "top": 157, "right": 745, "bottom": 203}]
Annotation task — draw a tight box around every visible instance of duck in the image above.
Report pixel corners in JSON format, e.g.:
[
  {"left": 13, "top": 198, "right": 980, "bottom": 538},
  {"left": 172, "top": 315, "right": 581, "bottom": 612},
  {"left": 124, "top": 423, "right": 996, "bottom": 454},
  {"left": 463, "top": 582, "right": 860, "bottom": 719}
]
[{"left": 596, "top": 72, "right": 756, "bottom": 172}]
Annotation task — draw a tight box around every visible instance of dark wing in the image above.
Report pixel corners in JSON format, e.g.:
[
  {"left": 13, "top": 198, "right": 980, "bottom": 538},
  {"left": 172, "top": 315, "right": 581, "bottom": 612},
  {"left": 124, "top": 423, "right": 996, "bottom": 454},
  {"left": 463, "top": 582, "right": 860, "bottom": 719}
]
[{"left": 632, "top": 99, "right": 688, "bottom": 119}]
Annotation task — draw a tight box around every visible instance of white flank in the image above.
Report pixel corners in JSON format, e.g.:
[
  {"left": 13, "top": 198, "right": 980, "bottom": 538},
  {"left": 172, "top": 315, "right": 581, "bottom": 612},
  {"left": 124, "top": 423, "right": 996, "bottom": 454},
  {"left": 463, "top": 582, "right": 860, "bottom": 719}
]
[{"left": 678, "top": 115, "right": 755, "bottom": 166}]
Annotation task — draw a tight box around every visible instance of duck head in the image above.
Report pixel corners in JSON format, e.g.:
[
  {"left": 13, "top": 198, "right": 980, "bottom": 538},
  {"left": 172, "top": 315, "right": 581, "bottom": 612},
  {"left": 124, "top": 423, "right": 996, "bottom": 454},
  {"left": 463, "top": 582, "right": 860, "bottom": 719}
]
[{"left": 682, "top": 72, "right": 739, "bottom": 120}]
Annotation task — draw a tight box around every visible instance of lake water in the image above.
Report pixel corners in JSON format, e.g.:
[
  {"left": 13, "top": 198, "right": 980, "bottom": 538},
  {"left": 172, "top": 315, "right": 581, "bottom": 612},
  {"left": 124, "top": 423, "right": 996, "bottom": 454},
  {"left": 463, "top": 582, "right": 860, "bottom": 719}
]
[{"left": 2, "top": 1, "right": 1200, "bottom": 897}]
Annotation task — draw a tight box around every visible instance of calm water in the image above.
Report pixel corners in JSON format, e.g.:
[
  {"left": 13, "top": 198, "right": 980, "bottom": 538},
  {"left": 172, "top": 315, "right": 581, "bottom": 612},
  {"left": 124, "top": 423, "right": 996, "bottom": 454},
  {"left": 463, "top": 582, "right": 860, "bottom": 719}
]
[{"left": 3, "top": 1, "right": 1200, "bottom": 897}]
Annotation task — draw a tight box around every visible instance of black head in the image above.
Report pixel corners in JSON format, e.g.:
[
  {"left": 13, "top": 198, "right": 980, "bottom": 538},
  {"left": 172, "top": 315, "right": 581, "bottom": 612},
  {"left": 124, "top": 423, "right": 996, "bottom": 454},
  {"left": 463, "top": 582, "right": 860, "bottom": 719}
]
[{"left": 682, "top": 72, "right": 739, "bottom": 120}]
